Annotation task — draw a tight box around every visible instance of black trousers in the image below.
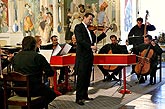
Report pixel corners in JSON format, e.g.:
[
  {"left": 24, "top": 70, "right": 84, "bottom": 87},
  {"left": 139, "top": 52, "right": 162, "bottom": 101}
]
[
  {"left": 136, "top": 64, "right": 157, "bottom": 81},
  {"left": 98, "top": 65, "right": 123, "bottom": 76},
  {"left": 1, "top": 58, "right": 10, "bottom": 70},
  {"left": 76, "top": 61, "right": 93, "bottom": 100}
]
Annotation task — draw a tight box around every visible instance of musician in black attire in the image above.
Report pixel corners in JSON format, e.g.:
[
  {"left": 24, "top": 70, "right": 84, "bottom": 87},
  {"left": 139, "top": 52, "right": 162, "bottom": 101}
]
[
  {"left": 0, "top": 52, "right": 12, "bottom": 109},
  {"left": 98, "top": 35, "right": 125, "bottom": 82},
  {"left": 128, "top": 17, "right": 156, "bottom": 74},
  {"left": 41, "top": 35, "right": 67, "bottom": 84},
  {"left": 12, "top": 36, "right": 56, "bottom": 108},
  {"left": 131, "top": 35, "right": 163, "bottom": 84},
  {"left": 128, "top": 17, "right": 156, "bottom": 46},
  {"left": 68, "top": 34, "right": 77, "bottom": 53}
]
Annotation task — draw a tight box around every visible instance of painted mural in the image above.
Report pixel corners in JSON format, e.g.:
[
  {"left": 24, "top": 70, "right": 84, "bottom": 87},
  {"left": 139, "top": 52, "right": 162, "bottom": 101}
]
[
  {"left": 124, "top": 0, "right": 132, "bottom": 32},
  {"left": 0, "top": 0, "right": 8, "bottom": 33}
]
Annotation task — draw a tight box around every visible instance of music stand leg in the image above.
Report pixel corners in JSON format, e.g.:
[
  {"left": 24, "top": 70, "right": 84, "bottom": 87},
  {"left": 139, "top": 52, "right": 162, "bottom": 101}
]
[
  {"left": 119, "top": 67, "right": 132, "bottom": 94},
  {"left": 65, "top": 67, "right": 72, "bottom": 91}
]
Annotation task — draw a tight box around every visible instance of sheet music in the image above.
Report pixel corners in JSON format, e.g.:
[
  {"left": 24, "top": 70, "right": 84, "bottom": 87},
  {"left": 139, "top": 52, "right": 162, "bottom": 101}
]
[
  {"left": 60, "top": 43, "right": 72, "bottom": 55},
  {"left": 51, "top": 44, "right": 62, "bottom": 56},
  {"left": 40, "top": 50, "right": 53, "bottom": 62}
]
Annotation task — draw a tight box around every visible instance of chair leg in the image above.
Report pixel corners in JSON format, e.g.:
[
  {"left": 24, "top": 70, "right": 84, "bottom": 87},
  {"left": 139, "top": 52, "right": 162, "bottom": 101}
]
[
  {"left": 145, "top": 75, "right": 147, "bottom": 80},
  {"left": 154, "top": 74, "right": 156, "bottom": 84}
]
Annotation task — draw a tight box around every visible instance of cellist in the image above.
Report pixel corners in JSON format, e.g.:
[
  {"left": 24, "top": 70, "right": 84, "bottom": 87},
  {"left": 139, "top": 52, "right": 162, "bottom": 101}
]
[
  {"left": 98, "top": 35, "right": 126, "bottom": 82},
  {"left": 132, "top": 35, "right": 163, "bottom": 85}
]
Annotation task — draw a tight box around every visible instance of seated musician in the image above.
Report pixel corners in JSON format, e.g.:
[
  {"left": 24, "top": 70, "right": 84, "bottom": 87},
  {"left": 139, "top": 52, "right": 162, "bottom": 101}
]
[
  {"left": 0, "top": 48, "right": 14, "bottom": 70},
  {"left": 98, "top": 35, "right": 125, "bottom": 82},
  {"left": 41, "top": 35, "right": 67, "bottom": 84},
  {"left": 68, "top": 34, "right": 77, "bottom": 53},
  {"left": 131, "top": 35, "right": 163, "bottom": 85},
  {"left": 12, "top": 36, "right": 56, "bottom": 108},
  {"left": 0, "top": 49, "right": 13, "bottom": 109},
  {"left": 68, "top": 34, "right": 77, "bottom": 76},
  {"left": 34, "top": 35, "right": 42, "bottom": 53}
]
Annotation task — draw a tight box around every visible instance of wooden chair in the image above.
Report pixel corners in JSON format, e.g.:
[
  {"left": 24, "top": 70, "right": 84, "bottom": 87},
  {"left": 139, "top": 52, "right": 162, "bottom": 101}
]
[{"left": 3, "top": 71, "right": 47, "bottom": 109}]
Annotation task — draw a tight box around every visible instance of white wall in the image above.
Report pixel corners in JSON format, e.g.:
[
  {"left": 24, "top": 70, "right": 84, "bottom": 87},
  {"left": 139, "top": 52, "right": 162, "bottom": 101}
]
[{"left": 139, "top": 0, "right": 165, "bottom": 37}]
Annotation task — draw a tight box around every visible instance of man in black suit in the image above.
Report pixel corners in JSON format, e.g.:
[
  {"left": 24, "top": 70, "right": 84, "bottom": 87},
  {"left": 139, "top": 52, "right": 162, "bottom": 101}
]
[{"left": 74, "top": 13, "right": 110, "bottom": 105}]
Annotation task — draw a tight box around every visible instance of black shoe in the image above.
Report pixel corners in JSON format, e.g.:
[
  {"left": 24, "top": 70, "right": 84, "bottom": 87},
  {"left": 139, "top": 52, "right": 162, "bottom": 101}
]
[
  {"left": 139, "top": 79, "right": 145, "bottom": 84},
  {"left": 103, "top": 75, "right": 112, "bottom": 82},
  {"left": 149, "top": 82, "right": 155, "bottom": 85},
  {"left": 150, "top": 77, "right": 155, "bottom": 85},
  {"left": 112, "top": 75, "right": 119, "bottom": 81},
  {"left": 84, "top": 97, "right": 94, "bottom": 100},
  {"left": 131, "top": 70, "right": 135, "bottom": 74},
  {"left": 76, "top": 99, "right": 84, "bottom": 105}
]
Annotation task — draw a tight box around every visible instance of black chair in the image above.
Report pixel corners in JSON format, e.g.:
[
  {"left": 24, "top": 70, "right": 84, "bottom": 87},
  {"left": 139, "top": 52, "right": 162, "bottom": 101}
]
[
  {"left": 3, "top": 71, "right": 47, "bottom": 109},
  {"left": 145, "top": 54, "right": 162, "bottom": 84}
]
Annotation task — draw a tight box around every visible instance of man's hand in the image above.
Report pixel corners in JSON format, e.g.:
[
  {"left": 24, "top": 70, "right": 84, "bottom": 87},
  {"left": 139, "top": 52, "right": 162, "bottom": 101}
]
[
  {"left": 103, "top": 26, "right": 111, "bottom": 33},
  {"left": 91, "top": 46, "right": 97, "bottom": 53},
  {"left": 151, "top": 41, "right": 156, "bottom": 46}
]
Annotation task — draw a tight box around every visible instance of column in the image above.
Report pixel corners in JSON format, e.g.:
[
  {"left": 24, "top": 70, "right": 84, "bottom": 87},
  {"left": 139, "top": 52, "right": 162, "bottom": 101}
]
[
  {"left": 17, "top": 0, "right": 24, "bottom": 32},
  {"left": 7, "top": 0, "right": 14, "bottom": 33},
  {"left": 52, "top": 0, "right": 60, "bottom": 37}
]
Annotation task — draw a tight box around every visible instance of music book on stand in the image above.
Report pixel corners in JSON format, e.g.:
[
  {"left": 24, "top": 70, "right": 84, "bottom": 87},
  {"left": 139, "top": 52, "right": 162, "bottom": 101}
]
[{"left": 128, "top": 36, "right": 144, "bottom": 45}]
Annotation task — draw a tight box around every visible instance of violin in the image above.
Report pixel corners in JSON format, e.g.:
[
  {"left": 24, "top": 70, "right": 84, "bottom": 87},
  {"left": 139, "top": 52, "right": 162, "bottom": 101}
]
[
  {"left": 88, "top": 25, "right": 113, "bottom": 31},
  {"left": 88, "top": 25, "right": 105, "bottom": 31},
  {"left": 134, "top": 45, "right": 154, "bottom": 75}
]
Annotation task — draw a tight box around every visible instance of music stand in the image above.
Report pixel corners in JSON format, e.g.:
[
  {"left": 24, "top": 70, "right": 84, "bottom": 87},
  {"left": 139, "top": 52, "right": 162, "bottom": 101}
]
[{"left": 128, "top": 36, "right": 144, "bottom": 45}]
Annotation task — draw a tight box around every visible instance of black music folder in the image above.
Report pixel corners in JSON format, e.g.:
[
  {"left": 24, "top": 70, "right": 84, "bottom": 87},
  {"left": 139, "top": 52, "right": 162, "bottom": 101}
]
[
  {"left": 120, "top": 45, "right": 129, "bottom": 54},
  {"left": 128, "top": 36, "right": 144, "bottom": 45}
]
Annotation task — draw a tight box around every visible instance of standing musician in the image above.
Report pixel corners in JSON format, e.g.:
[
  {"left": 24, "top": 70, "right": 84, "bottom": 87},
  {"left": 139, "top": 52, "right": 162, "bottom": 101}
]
[
  {"left": 128, "top": 17, "right": 156, "bottom": 46},
  {"left": 74, "top": 13, "right": 110, "bottom": 105},
  {"left": 132, "top": 35, "right": 163, "bottom": 85},
  {"left": 98, "top": 35, "right": 126, "bottom": 82}
]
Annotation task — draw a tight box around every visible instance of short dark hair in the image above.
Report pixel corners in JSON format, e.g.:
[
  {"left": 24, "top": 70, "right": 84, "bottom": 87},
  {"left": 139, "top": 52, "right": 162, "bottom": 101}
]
[
  {"left": 78, "top": 4, "right": 85, "bottom": 9},
  {"left": 51, "top": 35, "right": 57, "bottom": 41},
  {"left": 84, "top": 13, "right": 95, "bottom": 18},
  {"left": 137, "top": 17, "right": 143, "bottom": 23},
  {"left": 145, "top": 35, "right": 152, "bottom": 40},
  {"left": 110, "top": 35, "right": 117, "bottom": 40},
  {"left": 22, "top": 36, "right": 36, "bottom": 51}
]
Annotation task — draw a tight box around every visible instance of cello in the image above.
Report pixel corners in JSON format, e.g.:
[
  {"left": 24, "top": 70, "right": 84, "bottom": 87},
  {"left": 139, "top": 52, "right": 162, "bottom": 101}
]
[
  {"left": 134, "top": 10, "right": 153, "bottom": 76},
  {"left": 103, "top": 49, "right": 118, "bottom": 71},
  {"left": 102, "top": 39, "right": 122, "bottom": 71},
  {"left": 134, "top": 45, "right": 154, "bottom": 75}
]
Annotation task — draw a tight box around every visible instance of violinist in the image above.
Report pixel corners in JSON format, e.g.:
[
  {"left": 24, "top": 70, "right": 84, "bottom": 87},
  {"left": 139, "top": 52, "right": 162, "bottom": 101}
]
[
  {"left": 98, "top": 35, "right": 125, "bottom": 82},
  {"left": 132, "top": 35, "right": 163, "bottom": 85}
]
